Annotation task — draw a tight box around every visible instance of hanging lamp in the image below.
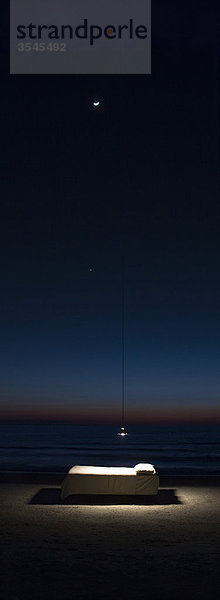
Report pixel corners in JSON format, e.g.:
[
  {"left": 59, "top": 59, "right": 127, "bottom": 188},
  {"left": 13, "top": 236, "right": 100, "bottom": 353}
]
[{"left": 118, "top": 251, "right": 128, "bottom": 436}]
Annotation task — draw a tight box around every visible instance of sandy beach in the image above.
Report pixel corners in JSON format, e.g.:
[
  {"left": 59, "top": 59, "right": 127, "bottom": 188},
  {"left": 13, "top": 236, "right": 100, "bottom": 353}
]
[{"left": 0, "top": 474, "right": 220, "bottom": 600}]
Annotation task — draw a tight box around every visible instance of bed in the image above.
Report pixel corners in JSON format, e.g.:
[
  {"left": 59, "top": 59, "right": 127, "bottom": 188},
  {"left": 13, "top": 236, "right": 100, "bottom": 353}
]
[{"left": 61, "top": 463, "right": 159, "bottom": 501}]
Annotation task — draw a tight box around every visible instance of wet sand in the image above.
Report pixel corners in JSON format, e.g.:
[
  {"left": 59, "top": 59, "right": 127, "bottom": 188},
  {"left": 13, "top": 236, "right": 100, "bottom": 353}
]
[{"left": 0, "top": 475, "right": 220, "bottom": 600}]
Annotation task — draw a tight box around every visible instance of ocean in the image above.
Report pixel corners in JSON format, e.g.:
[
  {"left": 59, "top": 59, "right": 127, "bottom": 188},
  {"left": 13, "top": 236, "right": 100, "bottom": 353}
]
[{"left": 0, "top": 421, "right": 219, "bottom": 475}]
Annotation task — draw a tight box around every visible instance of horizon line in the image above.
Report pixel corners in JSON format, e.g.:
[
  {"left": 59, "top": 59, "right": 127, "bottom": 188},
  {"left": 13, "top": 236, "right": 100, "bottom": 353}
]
[{"left": 0, "top": 409, "right": 220, "bottom": 425}]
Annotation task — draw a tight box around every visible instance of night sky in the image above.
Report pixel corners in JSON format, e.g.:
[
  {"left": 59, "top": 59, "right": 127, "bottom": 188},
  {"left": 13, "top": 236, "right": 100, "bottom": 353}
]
[{"left": 0, "top": 1, "right": 220, "bottom": 423}]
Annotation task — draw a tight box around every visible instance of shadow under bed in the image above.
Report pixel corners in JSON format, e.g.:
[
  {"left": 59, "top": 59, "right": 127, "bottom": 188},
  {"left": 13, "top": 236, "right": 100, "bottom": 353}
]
[{"left": 29, "top": 488, "right": 182, "bottom": 505}]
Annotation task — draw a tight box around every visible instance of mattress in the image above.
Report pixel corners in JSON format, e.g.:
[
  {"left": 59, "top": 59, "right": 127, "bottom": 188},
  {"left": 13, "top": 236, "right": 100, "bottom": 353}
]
[{"left": 61, "top": 464, "right": 159, "bottom": 500}]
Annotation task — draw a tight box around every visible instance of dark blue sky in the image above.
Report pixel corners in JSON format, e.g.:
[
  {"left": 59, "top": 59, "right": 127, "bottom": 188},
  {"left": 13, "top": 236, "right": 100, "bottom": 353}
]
[{"left": 0, "top": 1, "right": 220, "bottom": 423}]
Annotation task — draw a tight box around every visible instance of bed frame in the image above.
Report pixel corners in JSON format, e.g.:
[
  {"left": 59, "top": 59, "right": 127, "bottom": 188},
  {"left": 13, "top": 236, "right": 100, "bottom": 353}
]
[{"left": 61, "top": 463, "right": 159, "bottom": 501}]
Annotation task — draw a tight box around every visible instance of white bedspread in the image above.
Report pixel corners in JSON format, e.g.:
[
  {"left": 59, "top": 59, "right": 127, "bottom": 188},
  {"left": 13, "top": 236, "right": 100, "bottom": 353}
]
[{"left": 61, "top": 464, "right": 159, "bottom": 500}]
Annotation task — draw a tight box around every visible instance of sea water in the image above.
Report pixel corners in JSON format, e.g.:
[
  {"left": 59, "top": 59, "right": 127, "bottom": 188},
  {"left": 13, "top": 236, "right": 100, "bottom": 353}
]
[{"left": 0, "top": 421, "right": 219, "bottom": 475}]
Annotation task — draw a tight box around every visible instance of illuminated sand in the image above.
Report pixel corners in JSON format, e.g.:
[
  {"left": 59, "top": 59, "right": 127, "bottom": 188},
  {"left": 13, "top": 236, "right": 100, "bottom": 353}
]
[{"left": 0, "top": 477, "right": 220, "bottom": 600}]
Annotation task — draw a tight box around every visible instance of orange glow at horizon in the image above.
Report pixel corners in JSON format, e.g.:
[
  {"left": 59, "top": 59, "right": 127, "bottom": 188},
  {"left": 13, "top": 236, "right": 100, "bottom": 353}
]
[{"left": 0, "top": 403, "right": 220, "bottom": 424}]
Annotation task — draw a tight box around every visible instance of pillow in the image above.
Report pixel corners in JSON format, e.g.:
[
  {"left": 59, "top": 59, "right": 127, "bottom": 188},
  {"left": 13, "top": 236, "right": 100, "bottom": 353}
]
[{"left": 134, "top": 463, "right": 156, "bottom": 474}]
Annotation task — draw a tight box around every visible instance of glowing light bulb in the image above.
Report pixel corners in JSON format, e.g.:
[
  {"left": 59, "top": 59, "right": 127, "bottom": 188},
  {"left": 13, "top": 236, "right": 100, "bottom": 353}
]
[{"left": 117, "top": 426, "right": 128, "bottom": 437}]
